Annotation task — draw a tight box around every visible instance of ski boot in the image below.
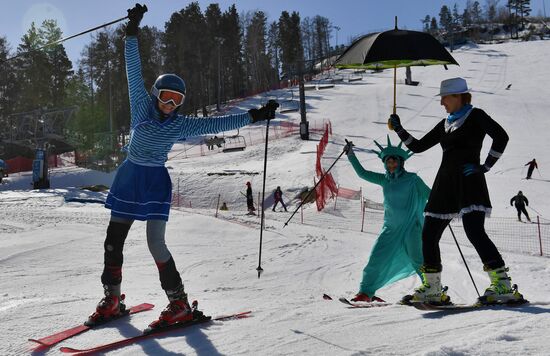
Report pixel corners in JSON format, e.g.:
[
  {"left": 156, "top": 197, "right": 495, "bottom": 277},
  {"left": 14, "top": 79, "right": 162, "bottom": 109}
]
[
  {"left": 85, "top": 285, "right": 127, "bottom": 326},
  {"left": 411, "top": 271, "right": 451, "bottom": 305},
  {"left": 147, "top": 287, "right": 194, "bottom": 332},
  {"left": 351, "top": 293, "right": 371, "bottom": 302},
  {"left": 350, "top": 293, "right": 386, "bottom": 303},
  {"left": 478, "top": 267, "right": 527, "bottom": 305}
]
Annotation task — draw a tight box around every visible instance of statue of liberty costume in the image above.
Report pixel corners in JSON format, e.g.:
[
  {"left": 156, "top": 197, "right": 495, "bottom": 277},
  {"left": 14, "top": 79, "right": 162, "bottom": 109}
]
[{"left": 346, "top": 136, "right": 431, "bottom": 301}]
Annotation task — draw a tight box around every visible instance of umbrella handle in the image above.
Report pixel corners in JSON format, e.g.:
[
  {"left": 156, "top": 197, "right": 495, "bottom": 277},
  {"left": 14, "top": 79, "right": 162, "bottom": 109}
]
[{"left": 388, "top": 65, "right": 397, "bottom": 131}]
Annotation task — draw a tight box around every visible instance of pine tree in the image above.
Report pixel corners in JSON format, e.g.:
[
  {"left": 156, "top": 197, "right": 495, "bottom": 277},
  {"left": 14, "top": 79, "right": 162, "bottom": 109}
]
[
  {"left": 486, "top": 0, "right": 499, "bottom": 24},
  {"left": 301, "top": 17, "right": 314, "bottom": 61},
  {"left": 439, "top": 5, "right": 453, "bottom": 33},
  {"left": 244, "top": 11, "right": 272, "bottom": 93},
  {"left": 422, "top": 15, "right": 431, "bottom": 32},
  {"left": 220, "top": 5, "right": 245, "bottom": 99},
  {"left": 471, "top": 1, "right": 483, "bottom": 23},
  {"left": 267, "top": 21, "right": 281, "bottom": 83},
  {"left": 205, "top": 3, "right": 223, "bottom": 110},
  {"left": 452, "top": 4, "right": 462, "bottom": 28},
  {"left": 0, "top": 37, "right": 18, "bottom": 121},
  {"left": 430, "top": 17, "right": 439, "bottom": 34},
  {"left": 313, "top": 15, "right": 331, "bottom": 63},
  {"left": 39, "top": 20, "right": 73, "bottom": 109},
  {"left": 278, "top": 11, "right": 304, "bottom": 79}
]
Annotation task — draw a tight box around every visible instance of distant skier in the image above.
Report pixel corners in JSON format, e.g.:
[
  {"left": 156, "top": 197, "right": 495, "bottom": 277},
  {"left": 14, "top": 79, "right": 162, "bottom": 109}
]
[
  {"left": 272, "top": 186, "right": 288, "bottom": 212},
  {"left": 510, "top": 191, "right": 530, "bottom": 222},
  {"left": 525, "top": 158, "right": 538, "bottom": 180},
  {"left": 88, "top": 4, "right": 278, "bottom": 330},
  {"left": 391, "top": 77, "right": 524, "bottom": 304},
  {"left": 0, "top": 159, "right": 5, "bottom": 183},
  {"left": 220, "top": 202, "right": 229, "bottom": 211},
  {"left": 246, "top": 182, "right": 256, "bottom": 215},
  {"left": 343, "top": 137, "right": 430, "bottom": 303}
]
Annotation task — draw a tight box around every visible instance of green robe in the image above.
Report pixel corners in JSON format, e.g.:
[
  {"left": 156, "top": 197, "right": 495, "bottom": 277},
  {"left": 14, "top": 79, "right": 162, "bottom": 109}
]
[{"left": 349, "top": 154, "right": 431, "bottom": 296}]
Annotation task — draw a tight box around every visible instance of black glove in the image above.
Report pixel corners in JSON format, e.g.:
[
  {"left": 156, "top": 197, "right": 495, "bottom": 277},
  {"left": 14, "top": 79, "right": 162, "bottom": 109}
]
[
  {"left": 126, "top": 3, "right": 148, "bottom": 36},
  {"left": 343, "top": 139, "right": 354, "bottom": 156},
  {"left": 249, "top": 100, "right": 279, "bottom": 123},
  {"left": 389, "top": 114, "right": 402, "bottom": 132},
  {"left": 463, "top": 163, "right": 489, "bottom": 176}
]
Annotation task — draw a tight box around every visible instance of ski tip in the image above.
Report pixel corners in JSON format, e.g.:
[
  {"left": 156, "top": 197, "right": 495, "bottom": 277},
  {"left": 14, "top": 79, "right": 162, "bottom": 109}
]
[
  {"left": 214, "top": 311, "right": 252, "bottom": 321},
  {"left": 322, "top": 293, "right": 333, "bottom": 300},
  {"left": 28, "top": 338, "right": 49, "bottom": 346},
  {"left": 59, "top": 346, "right": 79, "bottom": 353}
]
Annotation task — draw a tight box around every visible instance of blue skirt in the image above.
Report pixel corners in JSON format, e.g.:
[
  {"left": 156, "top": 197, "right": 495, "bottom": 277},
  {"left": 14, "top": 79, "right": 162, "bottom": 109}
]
[{"left": 105, "top": 160, "right": 172, "bottom": 221}]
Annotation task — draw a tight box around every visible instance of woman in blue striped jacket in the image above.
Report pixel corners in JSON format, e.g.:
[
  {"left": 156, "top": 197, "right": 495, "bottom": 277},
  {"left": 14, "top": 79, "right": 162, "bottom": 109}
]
[{"left": 87, "top": 4, "right": 278, "bottom": 330}]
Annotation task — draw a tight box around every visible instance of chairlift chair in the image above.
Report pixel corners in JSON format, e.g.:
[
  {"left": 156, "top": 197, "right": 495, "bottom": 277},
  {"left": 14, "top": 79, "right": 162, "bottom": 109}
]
[{"left": 222, "top": 129, "right": 247, "bottom": 153}]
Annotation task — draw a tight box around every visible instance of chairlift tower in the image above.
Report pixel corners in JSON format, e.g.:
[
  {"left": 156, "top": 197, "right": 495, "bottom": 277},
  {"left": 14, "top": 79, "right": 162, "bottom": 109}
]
[{"left": 291, "top": 60, "right": 310, "bottom": 140}]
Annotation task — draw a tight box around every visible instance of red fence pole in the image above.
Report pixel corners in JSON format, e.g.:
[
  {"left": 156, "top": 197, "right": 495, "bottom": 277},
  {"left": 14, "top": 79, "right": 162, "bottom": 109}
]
[
  {"left": 177, "top": 178, "right": 180, "bottom": 207},
  {"left": 215, "top": 194, "right": 220, "bottom": 218},
  {"left": 258, "top": 191, "right": 261, "bottom": 219},
  {"left": 334, "top": 185, "right": 339, "bottom": 210},
  {"left": 301, "top": 198, "right": 304, "bottom": 224},
  {"left": 361, "top": 199, "right": 366, "bottom": 232},
  {"left": 359, "top": 188, "right": 362, "bottom": 212},
  {"left": 537, "top": 216, "right": 543, "bottom": 256}
]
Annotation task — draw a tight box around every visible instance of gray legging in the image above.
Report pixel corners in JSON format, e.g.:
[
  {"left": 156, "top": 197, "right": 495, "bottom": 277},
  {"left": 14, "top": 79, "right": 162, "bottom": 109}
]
[{"left": 110, "top": 216, "right": 171, "bottom": 263}]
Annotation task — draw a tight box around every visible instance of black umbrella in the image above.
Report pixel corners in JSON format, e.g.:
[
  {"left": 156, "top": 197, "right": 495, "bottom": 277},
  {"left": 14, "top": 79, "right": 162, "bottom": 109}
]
[{"left": 335, "top": 18, "right": 459, "bottom": 128}]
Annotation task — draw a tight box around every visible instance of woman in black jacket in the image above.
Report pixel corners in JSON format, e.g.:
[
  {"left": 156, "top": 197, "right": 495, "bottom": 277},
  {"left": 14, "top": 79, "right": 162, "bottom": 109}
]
[{"left": 390, "top": 77, "right": 524, "bottom": 305}]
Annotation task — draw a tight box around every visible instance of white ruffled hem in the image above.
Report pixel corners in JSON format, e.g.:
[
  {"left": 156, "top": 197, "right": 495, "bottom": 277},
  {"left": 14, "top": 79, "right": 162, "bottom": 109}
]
[{"left": 424, "top": 205, "right": 492, "bottom": 220}]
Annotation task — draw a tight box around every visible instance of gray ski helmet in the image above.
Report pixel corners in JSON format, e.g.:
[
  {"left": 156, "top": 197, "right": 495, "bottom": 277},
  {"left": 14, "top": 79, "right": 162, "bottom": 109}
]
[{"left": 151, "top": 74, "right": 186, "bottom": 100}]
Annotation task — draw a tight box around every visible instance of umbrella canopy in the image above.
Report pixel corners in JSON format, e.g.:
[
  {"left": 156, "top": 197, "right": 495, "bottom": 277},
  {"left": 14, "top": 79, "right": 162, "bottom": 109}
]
[
  {"left": 335, "top": 29, "right": 459, "bottom": 69},
  {"left": 335, "top": 24, "right": 459, "bottom": 125}
]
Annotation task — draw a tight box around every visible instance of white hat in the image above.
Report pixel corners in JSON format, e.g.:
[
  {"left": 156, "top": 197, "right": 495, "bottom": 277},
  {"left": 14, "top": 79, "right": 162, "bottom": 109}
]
[{"left": 437, "top": 77, "right": 470, "bottom": 96}]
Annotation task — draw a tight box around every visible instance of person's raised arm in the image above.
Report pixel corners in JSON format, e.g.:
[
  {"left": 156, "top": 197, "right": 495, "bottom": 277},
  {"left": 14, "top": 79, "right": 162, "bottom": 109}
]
[
  {"left": 343, "top": 141, "right": 385, "bottom": 186},
  {"left": 390, "top": 114, "right": 442, "bottom": 153},
  {"left": 125, "top": 4, "right": 149, "bottom": 126},
  {"left": 178, "top": 100, "right": 279, "bottom": 140}
]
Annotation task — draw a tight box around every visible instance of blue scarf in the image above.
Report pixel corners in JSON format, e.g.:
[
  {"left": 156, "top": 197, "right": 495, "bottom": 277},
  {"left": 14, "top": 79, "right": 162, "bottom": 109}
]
[{"left": 447, "top": 104, "right": 473, "bottom": 123}]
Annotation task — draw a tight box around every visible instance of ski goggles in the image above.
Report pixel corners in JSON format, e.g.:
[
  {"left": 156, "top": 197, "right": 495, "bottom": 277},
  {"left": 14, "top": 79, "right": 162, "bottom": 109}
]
[{"left": 152, "top": 87, "right": 185, "bottom": 107}]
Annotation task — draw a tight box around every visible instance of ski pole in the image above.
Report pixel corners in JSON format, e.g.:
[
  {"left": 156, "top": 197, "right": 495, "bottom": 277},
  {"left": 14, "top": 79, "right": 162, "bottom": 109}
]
[
  {"left": 448, "top": 224, "right": 480, "bottom": 298},
  {"left": 257, "top": 118, "right": 272, "bottom": 279},
  {"left": 3, "top": 6, "right": 147, "bottom": 63},
  {"left": 283, "top": 141, "right": 348, "bottom": 228},
  {"left": 527, "top": 205, "right": 544, "bottom": 217}
]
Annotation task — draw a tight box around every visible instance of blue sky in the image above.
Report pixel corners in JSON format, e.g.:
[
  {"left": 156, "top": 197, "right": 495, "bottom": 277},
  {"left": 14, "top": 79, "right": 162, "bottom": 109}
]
[{"left": 1, "top": 0, "right": 547, "bottom": 66}]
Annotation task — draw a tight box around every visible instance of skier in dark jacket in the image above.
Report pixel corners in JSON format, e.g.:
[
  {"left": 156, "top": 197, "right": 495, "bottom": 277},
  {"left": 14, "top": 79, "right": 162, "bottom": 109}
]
[
  {"left": 88, "top": 4, "right": 278, "bottom": 331},
  {"left": 272, "top": 186, "right": 288, "bottom": 212},
  {"left": 390, "top": 77, "right": 524, "bottom": 305},
  {"left": 525, "top": 159, "right": 538, "bottom": 180},
  {"left": 510, "top": 191, "right": 530, "bottom": 222},
  {"left": 246, "top": 182, "right": 255, "bottom": 214},
  {"left": 0, "top": 159, "right": 5, "bottom": 183}
]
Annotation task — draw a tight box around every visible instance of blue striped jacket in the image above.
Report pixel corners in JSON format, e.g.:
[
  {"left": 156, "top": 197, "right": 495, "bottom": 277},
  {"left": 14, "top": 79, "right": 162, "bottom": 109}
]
[{"left": 125, "top": 36, "right": 252, "bottom": 166}]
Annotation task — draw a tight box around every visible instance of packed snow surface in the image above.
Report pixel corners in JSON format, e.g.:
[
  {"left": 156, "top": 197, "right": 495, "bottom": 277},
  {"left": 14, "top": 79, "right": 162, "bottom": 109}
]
[{"left": 1, "top": 40, "right": 550, "bottom": 355}]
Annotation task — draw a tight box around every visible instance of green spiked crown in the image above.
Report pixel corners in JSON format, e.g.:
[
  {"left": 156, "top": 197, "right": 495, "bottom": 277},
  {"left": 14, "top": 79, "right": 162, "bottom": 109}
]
[{"left": 372, "top": 135, "right": 413, "bottom": 162}]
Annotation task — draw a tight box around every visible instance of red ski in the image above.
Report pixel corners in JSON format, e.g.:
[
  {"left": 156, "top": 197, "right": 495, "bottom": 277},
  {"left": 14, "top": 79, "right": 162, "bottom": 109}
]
[
  {"left": 323, "top": 294, "right": 392, "bottom": 308},
  {"left": 28, "top": 303, "right": 154, "bottom": 347},
  {"left": 338, "top": 297, "right": 392, "bottom": 308},
  {"left": 59, "top": 310, "right": 252, "bottom": 354}
]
